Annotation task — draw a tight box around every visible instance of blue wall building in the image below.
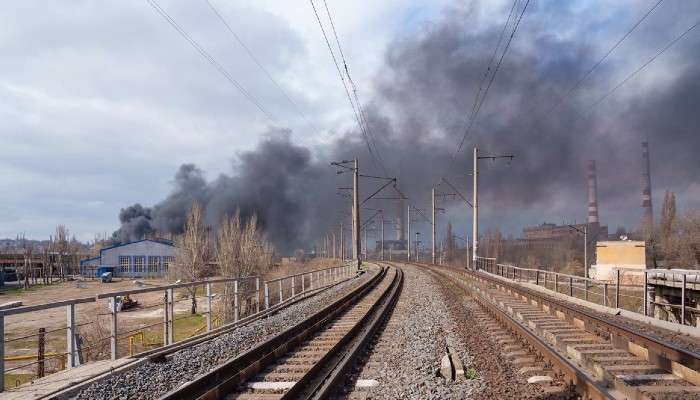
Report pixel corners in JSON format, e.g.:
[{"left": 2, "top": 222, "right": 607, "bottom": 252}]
[{"left": 80, "top": 239, "right": 175, "bottom": 278}]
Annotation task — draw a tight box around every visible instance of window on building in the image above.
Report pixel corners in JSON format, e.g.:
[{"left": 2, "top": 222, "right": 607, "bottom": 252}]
[
  {"left": 134, "top": 256, "right": 145, "bottom": 273},
  {"left": 119, "top": 256, "right": 129, "bottom": 273},
  {"left": 148, "top": 256, "right": 159, "bottom": 274},
  {"left": 163, "top": 256, "right": 174, "bottom": 273}
]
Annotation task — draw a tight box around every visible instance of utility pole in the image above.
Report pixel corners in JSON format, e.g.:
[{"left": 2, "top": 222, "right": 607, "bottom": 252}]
[
  {"left": 381, "top": 213, "right": 385, "bottom": 261},
  {"left": 432, "top": 187, "right": 436, "bottom": 265},
  {"left": 352, "top": 158, "right": 361, "bottom": 269},
  {"left": 472, "top": 147, "right": 478, "bottom": 265},
  {"left": 415, "top": 232, "right": 420, "bottom": 261},
  {"left": 363, "top": 225, "right": 368, "bottom": 260},
  {"left": 407, "top": 205, "right": 411, "bottom": 261},
  {"left": 340, "top": 222, "right": 344, "bottom": 261},
  {"left": 472, "top": 147, "right": 513, "bottom": 267},
  {"left": 332, "top": 232, "right": 336, "bottom": 259}
]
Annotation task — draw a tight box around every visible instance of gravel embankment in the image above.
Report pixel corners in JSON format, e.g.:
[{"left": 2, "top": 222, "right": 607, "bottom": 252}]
[
  {"left": 75, "top": 271, "right": 372, "bottom": 400},
  {"left": 430, "top": 268, "right": 565, "bottom": 399},
  {"left": 339, "top": 264, "right": 482, "bottom": 399}
]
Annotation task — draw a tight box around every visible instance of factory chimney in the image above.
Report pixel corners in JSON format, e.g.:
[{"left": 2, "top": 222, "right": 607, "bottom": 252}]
[
  {"left": 641, "top": 141, "right": 654, "bottom": 238},
  {"left": 396, "top": 198, "right": 405, "bottom": 242},
  {"left": 586, "top": 160, "right": 599, "bottom": 226}
]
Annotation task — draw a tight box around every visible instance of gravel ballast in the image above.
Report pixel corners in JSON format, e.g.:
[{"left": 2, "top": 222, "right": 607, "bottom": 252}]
[
  {"left": 340, "top": 264, "right": 482, "bottom": 399},
  {"left": 75, "top": 271, "right": 372, "bottom": 400}
]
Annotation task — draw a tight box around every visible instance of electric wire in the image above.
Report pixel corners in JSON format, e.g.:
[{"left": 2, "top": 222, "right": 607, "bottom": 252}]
[
  {"left": 321, "top": 0, "right": 389, "bottom": 177},
  {"left": 308, "top": 0, "right": 378, "bottom": 170},
  {"left": 586, "top": 17, "right": 700, "bottom": 111},
  {"left": 146, "top": 0, "right": 277, "bottom": 123},
  {"left": 519, "top": 0, "right": 665, "bottom": 132},
  {"left": 203, "top": 0, "right": 321, "bottom": 135},
  {"left": 451, "top": 0, "right": 530, "bottom": 166}
]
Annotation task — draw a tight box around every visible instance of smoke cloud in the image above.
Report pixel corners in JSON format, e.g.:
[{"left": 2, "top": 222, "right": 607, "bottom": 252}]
[{"left": 115, "top": 1, "right": 700, "bottom": 251}]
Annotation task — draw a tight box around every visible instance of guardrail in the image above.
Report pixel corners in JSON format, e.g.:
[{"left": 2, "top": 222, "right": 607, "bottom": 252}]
[
  {"left": 0, "top": 263, "right": 354, "bottom": 392},
  {"left": 473, "top": 256, "right": 700, "bottom": 328}
]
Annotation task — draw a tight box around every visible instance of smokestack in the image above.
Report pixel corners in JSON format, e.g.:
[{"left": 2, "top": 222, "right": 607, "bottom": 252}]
[
  {"left": 641, "top": 141, "right": 653, "bottom": 236},
  {"left": 396, "top": 199, "right": 405, "bottom": 241},
  {"left": 586, "top": 160, "right": 599, "bottom": 225}
]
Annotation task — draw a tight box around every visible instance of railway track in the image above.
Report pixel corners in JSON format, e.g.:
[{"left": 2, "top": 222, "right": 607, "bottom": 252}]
[
  {"left": 158, "top": 264, "right": 402, "bottom": 400},
  {"left": 424, "top": 263, "right": 700, "bottom": 400}
]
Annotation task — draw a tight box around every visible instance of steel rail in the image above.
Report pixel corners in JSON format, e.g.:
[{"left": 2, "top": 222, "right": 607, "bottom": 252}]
[
  {"left": 158, "top": 267, "right": 387, "bottom": 400},
  {"left": 281, "top": 265, "right": 403, "bottom": 399},
  {"left": 427, "top": 266, "right": 614, "bottom": 400},
  {"left": 462, "top": 266, "right": 700, "bottom": 372}
]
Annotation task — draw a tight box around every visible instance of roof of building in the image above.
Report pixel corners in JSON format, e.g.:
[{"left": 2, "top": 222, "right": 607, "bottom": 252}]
[
  {"left": 100, "top": 238, "right": 174, "bottom": 253},
  {"left": 79, "top": 255, "right": 100, "bottom": 266}
]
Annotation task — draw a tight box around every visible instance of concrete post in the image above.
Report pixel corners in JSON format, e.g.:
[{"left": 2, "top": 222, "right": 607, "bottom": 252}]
[
  {"left": 278, "top": 280, "right": 283, "bottom": 304},
  {"left": 340, "top": 223, "right": 344, "bottom": 261},
  {"left": 331, "top": 234, "right": 335, "bottom": 259},
  {"left": 407, "top": 205, "right": 411, "bottom": 261},
  {"left": 472, "top": 147, "right": 478, "bottom": 263},
  {"left": 381, "top": 214, "right": 384, "bottom": 261},
  {"left": 255, "top": 277, "right": 260, "bottom": 314},
  {"left": 110, "top": 296, "right": 118, "bottom": 360},
  {"left": 234, "top": 280, "right": 239, "bottom": 322},
  {"left": 431, "top": 187, "right": 436, "bottom": 265},
  {"left": 206, "top": 283, "right": 212, "bottom": 331},
  {"left": 264, "top": 282, "right": 269, "bottom": 309},
  {"left": 67, "top": 303, "right": 76, "bottom": 368},
  {"left": 291, "top": 276, "right": 296, "bottom": 297},
  {"left": 167, "top": 288, "right": 174, "bottom": 345},
  {"left": 352, "top": 158, "right": 361, "bottom": 269},
  {"left": 163, "top": 290, "right": 169, "bottom": 346},
  {"left": 603, "top": 284, "right": 608, "bottom": 307}
]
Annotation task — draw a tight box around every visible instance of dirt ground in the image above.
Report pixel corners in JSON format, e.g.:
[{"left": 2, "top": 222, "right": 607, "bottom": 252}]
[{"left": 1, "top": 258, "right": 343, "bottom": 357}]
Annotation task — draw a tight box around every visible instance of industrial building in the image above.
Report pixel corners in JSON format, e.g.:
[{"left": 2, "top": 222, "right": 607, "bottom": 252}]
[
  {"left": 80, "top": 238, "right": 175, "bottom": 278},
  {"left": 589, "top": 240, "right": 646, "bottom": 282}
]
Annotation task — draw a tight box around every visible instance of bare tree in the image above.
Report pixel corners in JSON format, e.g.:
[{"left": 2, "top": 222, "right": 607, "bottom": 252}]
[
  {"left": 216, "top": 211, "right": 273, "bottom": 321},
  {"left": 54, "top": 225, "right": 70, "bottom": 281},
  {"left": 20, "top": 234, "right": 32, "bottom": 289},
  {"left": 172, "top": 202, "right": 212, "bottom": 314}
]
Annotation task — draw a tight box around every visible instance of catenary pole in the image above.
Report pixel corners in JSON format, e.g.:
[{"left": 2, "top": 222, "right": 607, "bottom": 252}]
[
  {"left": 472, "top": 147, "right": 478, "bottom": 265},
  {"left": 352, "top": 159, "right": 361, "bottom": 269}
]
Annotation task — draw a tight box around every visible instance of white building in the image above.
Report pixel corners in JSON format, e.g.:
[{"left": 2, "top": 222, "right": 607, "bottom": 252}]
[{"left": 80, "top": 239, "right": 175, "bottom": 278}]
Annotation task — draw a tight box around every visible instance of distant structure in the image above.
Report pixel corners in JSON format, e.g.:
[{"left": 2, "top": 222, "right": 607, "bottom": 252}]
[
  {"left": 375, "top": 201, "right": 407, "bottom": 256},
  {"left": 590, "top": 240, "right": 646, "bottom": 282},
  {"left": 640, "top": 141, "right": 654, "bottom": 237},
  {"left": 518, "top": 159, "right": 608, "bottom": 249},
  {"left": 587, "top": 160, "right": 600, "bottom": 228},
  {"left": 80, "top": 238, "right": 175, "bottom": 278},
  {"left": 396, "top": 198, "right": 406, "bottom": 242}
]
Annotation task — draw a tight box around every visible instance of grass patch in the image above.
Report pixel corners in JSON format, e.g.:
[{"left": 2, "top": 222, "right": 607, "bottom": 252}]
[
  {"left": 173, "top": 312, "right": 206, "bottom": 342},
  {"left": 465, "top": 367, "right": 478, "bottom": 380}
]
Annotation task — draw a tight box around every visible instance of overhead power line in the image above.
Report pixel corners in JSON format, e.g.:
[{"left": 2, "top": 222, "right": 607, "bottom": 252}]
[
  {"left": 308, "top": 0, "right": 385, "bottom": 175},
  {"left": 203, "top": 0, "right": 321, "bottom": 135},
  {"left": 586, "top": 17, "right": 700, "bottom": 111},
  {"left": 146, "top": 0, "right": 277, "bottom": 123},
  {"left": 321, "top": 0, "right": 388, "bottom": 177},
  {"left": 442, "top": 0, "right": 529, "bottom": 181},
  {"left": 520, "top": 0, "right": 665, "bottom": 130}
]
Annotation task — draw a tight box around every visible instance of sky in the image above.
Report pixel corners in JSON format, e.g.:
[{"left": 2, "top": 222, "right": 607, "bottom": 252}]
[{"left": 1, "top": 0, "right": 699, "bottom": 246}]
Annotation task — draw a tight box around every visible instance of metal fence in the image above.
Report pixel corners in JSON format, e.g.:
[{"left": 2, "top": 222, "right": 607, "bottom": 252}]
[
  {"left": 473, "top": 256, "right": 699, "bottom": 328},
  {"left": 0, "top": 264, "right": 354, "bottom": 392}
]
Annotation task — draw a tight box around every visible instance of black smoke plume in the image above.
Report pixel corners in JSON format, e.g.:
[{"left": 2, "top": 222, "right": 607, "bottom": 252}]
[{"left": 115, "top": 1, "right": 700, "bottom": 251}]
